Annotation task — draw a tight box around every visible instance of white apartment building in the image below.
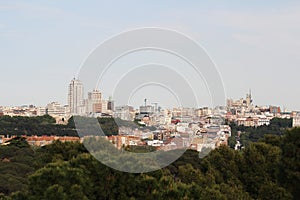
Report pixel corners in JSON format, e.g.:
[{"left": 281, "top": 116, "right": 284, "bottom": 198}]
[
  {"left": 293, "top": 115, "right": 300, "bottom": 127},
  {"left": 37, "top": 107, "right": 47, "bottom": 116},
  {"left": 114, "top": 105, "right": 134, "bottom": 121},
  {"left": 86, "top": 89, "right": 102, "bottom": 114},
  {"left": 68, "top": 78, "right": 84, "bottom": 115},
  {"left": 46, "top": 102, "right": 67, "bottom": 117},
  {"left": 101, "top": 100, "right": 108, "bottom": 114},
  {"left": 257, "top": 116, "right": 270, "bottom": 126}
]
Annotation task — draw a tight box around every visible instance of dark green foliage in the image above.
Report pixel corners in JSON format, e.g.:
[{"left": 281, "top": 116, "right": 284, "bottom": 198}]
[
  {"left": 0, "top": 115, "right": 138, "bottom": 137},
  {"left": 0, "top": 126, "right": 299, "bottom": 199},
  {"left": 0, "top": 138, "right": 35, "bottom": 195},
  {"left": 0, "top": 115, "right": 76, "bottom": 137},
  {"left": 279, "top": 128, "right": 300, "bottom": 198},
  {"left": 258, "top": 181, "right": 292, "bottom": 200},
  {"left": 228, "top": 117, "right": 293, "bottom": 147},
  {"left": 125, "top": 145, "right": 156, "bottom": 153},
  {"left": 69, "top": 116, "right": 120, "bottom": 136},
  {"left": 241, "top": 143, "right": 282, "bottom": 198},
  {"left": 166, "top": 149, "right": 201, "bottom": 174},
  {"left": 28, "top": 161, "right": 91, "bottom": 200},
  {"left": 270, "top": 117, "right": 292, "bottom": 128}
]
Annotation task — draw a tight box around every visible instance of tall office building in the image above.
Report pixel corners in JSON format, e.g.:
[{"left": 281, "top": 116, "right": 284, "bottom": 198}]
[
  {"left": 107, "top": 96, "right": 114, "bottom": 111},
  {"left": 87, "top": 89, "right": 102, "bottom": 113},
  {"left": 101, "top": 100, "right": 108, "bottom": 114},
  {"left": 68, "top": 78, "right": 84, "bottom": 115}
]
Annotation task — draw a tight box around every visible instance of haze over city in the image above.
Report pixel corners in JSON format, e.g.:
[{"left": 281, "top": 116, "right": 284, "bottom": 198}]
[
  {"left": 1, "top": 2, "right": 300, "bottom": 199},
  {"left": 0, "top": 1, "right": 300, "bottom": 110}
]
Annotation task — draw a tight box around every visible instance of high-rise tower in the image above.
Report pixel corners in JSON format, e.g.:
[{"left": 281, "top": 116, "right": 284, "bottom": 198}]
[
  {"left": 87, "top": 89, "right": 102, "bottom": 113},
  {"left": 68, "top": 78, "right": 84, "bottom": 115}
]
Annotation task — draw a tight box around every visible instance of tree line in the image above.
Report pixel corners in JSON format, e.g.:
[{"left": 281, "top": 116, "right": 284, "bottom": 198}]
[
  {"left": 0, "top": 115, "right": 130, "bottom": 137},
  {"left": 0, "top": 127, "right": 299, "bottom": 199},
  {"left": 228, "top": 117, "right": 293, "bottom": 147}
]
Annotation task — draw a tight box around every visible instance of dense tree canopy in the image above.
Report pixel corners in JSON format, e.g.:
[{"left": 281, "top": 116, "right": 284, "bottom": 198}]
[
  {"left": 0, "top": 115, "right": 136, "bottom": 137},
  {"left": 0, "top": 127, "right": 299, "bottom": 199},
  {"left": 228, "top": 117, "right": 293, "bottom": 148}
]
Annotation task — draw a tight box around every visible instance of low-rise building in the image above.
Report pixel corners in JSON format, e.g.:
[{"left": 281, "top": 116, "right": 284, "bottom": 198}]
[{"left": 293, "top": 115, "right": 300, "bottom": 127}]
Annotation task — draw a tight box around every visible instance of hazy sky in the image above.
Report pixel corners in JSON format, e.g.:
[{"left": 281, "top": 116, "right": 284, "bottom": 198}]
[{"left": 0, "top": 1, "right": 300, "bottom": 110}]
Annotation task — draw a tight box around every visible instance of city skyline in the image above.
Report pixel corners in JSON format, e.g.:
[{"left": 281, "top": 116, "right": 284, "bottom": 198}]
[
  {"left": 1, "top": 1, "right": 300, "bottom": 110},
  {"left": 0, "top": 76, "right": 297, "bottom": 112},
  {"left": 0, "top": 77, "right": 296, "bottom": 114},
  {"left": 0, "top": 2, "right": 299, "bottom": 198}
]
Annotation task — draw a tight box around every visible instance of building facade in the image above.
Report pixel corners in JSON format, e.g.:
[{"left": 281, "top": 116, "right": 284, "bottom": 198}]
[
  {"left": 68, "top": 78, "right": 84, "bottom": 115},
  {"left": 293, "top": 115, "right": 300, "bottom": 127},
  {"left": 86, "top": 89, "right": 102, "bottom": 114},
  {"left": 46, "top": 102, "right": 66, "bottom": 117}
]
